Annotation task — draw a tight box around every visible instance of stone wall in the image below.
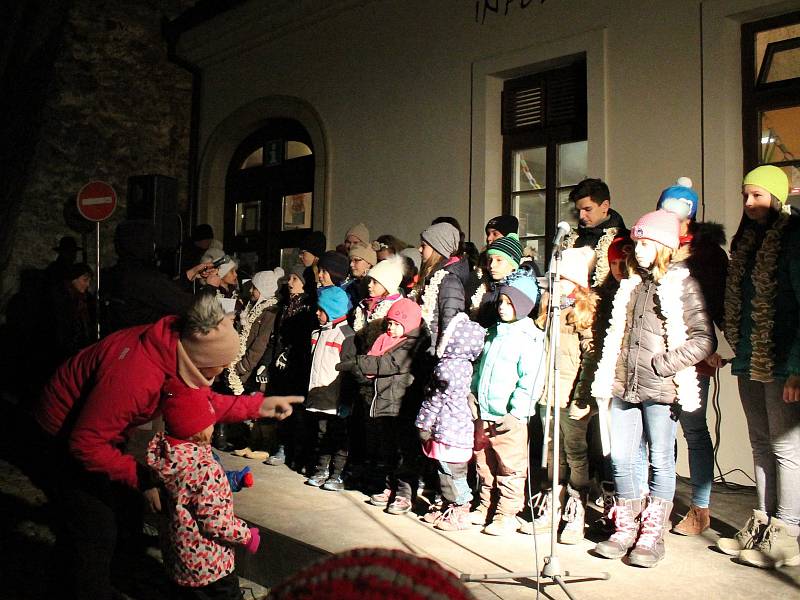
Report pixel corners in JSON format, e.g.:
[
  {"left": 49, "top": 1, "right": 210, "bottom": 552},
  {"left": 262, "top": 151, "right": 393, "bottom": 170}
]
[{"left": 1, "top": 0, "right": 196, "bottom": 317}]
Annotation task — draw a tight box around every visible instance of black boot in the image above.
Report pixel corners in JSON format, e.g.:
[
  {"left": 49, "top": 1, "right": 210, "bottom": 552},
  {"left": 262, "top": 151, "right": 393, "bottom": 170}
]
[{"left": 212, "top": 424, "right": 234, "bottom": 452}]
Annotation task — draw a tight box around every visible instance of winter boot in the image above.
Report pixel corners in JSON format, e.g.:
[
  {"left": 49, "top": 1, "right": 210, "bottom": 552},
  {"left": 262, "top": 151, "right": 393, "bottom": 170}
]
[
  {"left": 716, "top": 509, "right": 769, "bottom": 556},
  {"left": 483, "top": 513, "right": 519, "bottom": 536},
  {"left": 469, "top": 503, "right": 490, "bottom": 526},
  {"left": 227, "top": 466, "right": 254, "bottom": 492},
  {"left": 738, "top": 517, "right": 800, "bottom": 569},
  {"left": 594, "top": 496, "right": 645, "bottom": 559},
  {"left": 559, "top": 486, "right": 587, "bottom": 545},
  {"left": 672, "top": 505, "right": 711, "bottom": 536},
  {"left": 212, "top": 424, "right": 234, "bottom": 452},
  {"left": 629, "top": 497, "right": 673, "bottom": 568},
  {"left": 265, "top": 445, "right": 286, "bottom": 466},
  {"left": 436, "top": 504, "right": 471, "bottom": 531}
]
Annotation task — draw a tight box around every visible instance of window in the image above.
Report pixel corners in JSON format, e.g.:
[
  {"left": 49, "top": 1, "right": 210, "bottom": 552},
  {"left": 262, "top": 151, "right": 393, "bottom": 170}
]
[
  {"left": 743, "top": 12, "right": 800, "bottom": 205},
  {"left": 502, "top": 58, "right": 587, "bottom": 273}
]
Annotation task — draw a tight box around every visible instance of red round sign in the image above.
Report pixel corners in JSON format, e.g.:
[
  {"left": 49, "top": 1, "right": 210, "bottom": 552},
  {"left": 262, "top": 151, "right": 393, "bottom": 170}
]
[{"left": 77, "top": 181, "right": 117, "bottom": 222}]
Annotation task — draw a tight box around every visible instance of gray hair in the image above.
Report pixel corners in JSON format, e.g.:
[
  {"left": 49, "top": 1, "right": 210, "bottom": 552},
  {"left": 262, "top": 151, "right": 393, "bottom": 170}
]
[{"left": 181, "top": 289, "right": 225, "bottom": 337}]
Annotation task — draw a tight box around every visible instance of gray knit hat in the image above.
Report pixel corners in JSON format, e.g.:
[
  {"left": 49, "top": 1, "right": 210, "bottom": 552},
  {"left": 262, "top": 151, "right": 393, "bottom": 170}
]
[{"left": 420, "top": 222, "right": 460, "bottom": 258}]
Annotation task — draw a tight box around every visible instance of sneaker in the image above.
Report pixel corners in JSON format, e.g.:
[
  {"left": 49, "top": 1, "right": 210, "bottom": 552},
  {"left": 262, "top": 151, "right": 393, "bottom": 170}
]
[
  {"left": 265, "top": 446, "right": 286, "bottom": 466},
  {"left": 590, "top": 481, "right": 617, "bottom": 536},
  {"left": 672, "top": 505, "right": 711, "bottom": 536},
  {"left": 468, "top": 505, "right": 489, "bottom": 526},
  {"left": 483, "top": 513, "right": 518, "bottom": 536},
  {"left": 305, "top": 469, "right": 329, "bottom": 487},
  {"left": 436, "top": 504, "right": 471, "bottom": 531},
  {"left": 369, "top": 489, "right": 393, "bottom": 506},
  {"left": 387, "top": 496, "right": 413, "bottom": 515},
  {"left": 738, "top": 517, "right": 800, "bottom": 569},
  {"left": 559, "top": 487, "right": 586, "bottom": 545},
  {"left": 423, "top": 503, "right": 448, "bottom": 524},
  {"left": 717, "top": 509, "right": 768, "bottom": 556},
  {"left": 322, "top": 476, "right": 345, "bottom": 492}
]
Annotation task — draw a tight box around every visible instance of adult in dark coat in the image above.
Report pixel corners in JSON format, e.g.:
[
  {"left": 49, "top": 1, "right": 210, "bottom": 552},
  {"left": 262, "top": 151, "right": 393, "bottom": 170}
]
[{"left": 46, "top": 262, "right": 97, "bottom": 374}]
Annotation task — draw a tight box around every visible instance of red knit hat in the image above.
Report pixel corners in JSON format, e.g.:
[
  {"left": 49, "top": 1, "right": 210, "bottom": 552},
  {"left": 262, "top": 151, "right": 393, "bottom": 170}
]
[
  {"left": 161, "top": 388, "right": 217, "bottom": 440},
  {"left": 607, "top": 235, "right": 633, "bottom": 263},
  {"left": 630, "top": 209, "right": 680, "bottom": 250},
  {"left": 266, "top": 547, "right": 475, "bottom": 600},
  {"left": 386, "top": 298, "right": 422, "bottom": 333}
]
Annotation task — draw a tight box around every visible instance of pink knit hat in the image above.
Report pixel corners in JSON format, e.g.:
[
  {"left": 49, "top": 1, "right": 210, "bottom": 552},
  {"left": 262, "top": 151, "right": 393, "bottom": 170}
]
[
  {"left": 630, "top": 209, "right": 680, "bottom": 250},
  {"left": 180, "top": 314, "right": 240, "bottom": 368}
]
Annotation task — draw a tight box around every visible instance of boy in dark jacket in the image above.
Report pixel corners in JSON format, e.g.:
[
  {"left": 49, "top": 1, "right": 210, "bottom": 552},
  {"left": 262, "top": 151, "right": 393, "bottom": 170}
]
[
  {"left": 305, "top": 286, "right": 356, "bottom": 491},
  {"left": 338, "top": 298, "right": 430, "bottom": 514}
]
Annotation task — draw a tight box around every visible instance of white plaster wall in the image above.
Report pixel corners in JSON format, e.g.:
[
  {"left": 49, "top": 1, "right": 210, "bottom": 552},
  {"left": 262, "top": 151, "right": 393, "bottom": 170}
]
[{"left": 178, "top": 0, "right": 800, "bottom": 487}]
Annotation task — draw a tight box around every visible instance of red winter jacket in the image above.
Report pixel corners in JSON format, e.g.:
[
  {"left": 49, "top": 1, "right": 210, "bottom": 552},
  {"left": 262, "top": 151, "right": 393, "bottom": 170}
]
[{"left": 34, "top": 316, "right": 264, "bottom": 489}]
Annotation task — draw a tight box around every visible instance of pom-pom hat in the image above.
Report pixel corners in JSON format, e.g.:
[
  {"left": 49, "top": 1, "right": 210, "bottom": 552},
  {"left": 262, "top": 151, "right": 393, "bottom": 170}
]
[
  {"left": 658, "top": 176, "right": 699, "bottom": 220},
  {"left": 630, "top": 209, "right": 681, "bottom": 251}
]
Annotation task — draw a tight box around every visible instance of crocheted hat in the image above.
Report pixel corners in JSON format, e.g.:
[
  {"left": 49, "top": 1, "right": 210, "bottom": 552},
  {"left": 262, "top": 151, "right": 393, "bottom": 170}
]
[
  {"left": 318, "top": 251, "right": 349, "bottom": 284},
  {"left": 743, "top": 165, "right": 789, "bottom": 204},
  {"left": 498, "top": 270, "right": 540, "bottom": 318},
  {"left": 420, "top": 222, "right": 460, "bottom": 258},
  {"left": 252, "top": 268, "right": 284, "bottom": 299},
  {"left": 485, "top": 215, "right": 519, "bottom": 236},
  {"left": 658, "top": 176, "right": 699, "bottom": 220},
  {"left": 348, "top": 242, "right": 377, "bottom": 267},
  {"left": 630, "top": 209, "right": 680, "bottom": 250},
  {"left": 368, "top": 255, "right": 404, "bottom": 293},
  {"left": 161, "top": 393, "right": 216, "bottom": 440},
  {"left": 386, "top": 297, "right": 422, "bottom": 333},
  {"left": 266, "top": 547, "right": 475, "bottom": 600},
  {"left": 345, "top": 222, "right": 370, "bottom": 246},
  {"left": 317, "top": 285, "right": 349, "bottom": 321},
  {"left": 487, "top": 232, "right": 523, "bottom": 268}
]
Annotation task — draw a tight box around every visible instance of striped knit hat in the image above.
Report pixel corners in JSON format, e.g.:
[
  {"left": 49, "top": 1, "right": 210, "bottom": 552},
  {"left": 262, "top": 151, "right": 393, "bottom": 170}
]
[
  {"left": 487, "top": 232, "right": 523, "bottom": 268},
  {"left": 267, "top": 547, "right": 475, "bottom": 600}
]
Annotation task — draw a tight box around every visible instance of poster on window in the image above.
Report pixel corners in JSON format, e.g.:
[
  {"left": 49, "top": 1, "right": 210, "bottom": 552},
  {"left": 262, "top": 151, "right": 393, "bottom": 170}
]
[{"left": 282, "top": 193, "right": 312, "bottom": 230}]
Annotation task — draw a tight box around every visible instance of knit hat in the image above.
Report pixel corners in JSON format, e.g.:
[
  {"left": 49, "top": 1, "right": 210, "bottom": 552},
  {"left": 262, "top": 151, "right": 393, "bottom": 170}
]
[
  {"left": 386, "top": 297, "right": 422, "bottom": 333},
  {"left": 266, "top": 547, "right": 474, "bottom": 600},
  {"left": 367, "top": 255, "right": 403, "bottom": 293},
  {"left": 318, "top": 251, "right": 349, "bottom": 284},
  {"left": 317, "top": 285, "right": 350, "bottom": 321},
  {"left": 191, "top": 224, "right": 214, "bottom": 242},
  {"left": 607, "top": 235, "right": 633, "bottom": 263},
  {"left": 743, "top": 165, "right": 789, "bottom": 204},
  {"left": 485, "top": 215, "right": 519, "bottom": 236},
  {"left": 400, "top": 247, "right": 421, "bottom": 271},
  {"left": 180, "top": 314, "right": 240, "bottom": 368},
  {"left": 657, "top": 176, "right": 699, "bottom": 220},
  {"left": 290, "top": 264, "right": 306, "bottom": 280},
  {"left": 345, "top": 223, "right": 370, "bottom": 246},
  {"left": 498, "top": 270, "right": 540, "bottom": 318},
  {"left": 252, "top": 267, "right": 284, "bottom": 299},
  {"left": 300, "top": 231, "right": 326, "bottom": 258},
  {"left": 630, "top": 210, "right": 681, "bottom": 250},
  {"left": 348, "top": 242, "right": 377, "bottom": 267},
  {"left": 487, "top": 232, "right": 523, "bottom": 268},
  {"left": 200, "top": 247, "right": 237, "bottom": 278},
  {"left": 559, "top": 247, "right": 595, "bottom": 289},
  {"left": 420, "top": 222, "right": 460, "bottom": 258},
  {"left": 161, "top": 393, "right": 217, "bottom": 440}
]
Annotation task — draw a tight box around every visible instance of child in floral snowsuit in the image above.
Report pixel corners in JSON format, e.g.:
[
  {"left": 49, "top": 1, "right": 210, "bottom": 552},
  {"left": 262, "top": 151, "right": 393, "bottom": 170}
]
[{"left": 147, "top": 378, "right": 260, "bottom": 599}]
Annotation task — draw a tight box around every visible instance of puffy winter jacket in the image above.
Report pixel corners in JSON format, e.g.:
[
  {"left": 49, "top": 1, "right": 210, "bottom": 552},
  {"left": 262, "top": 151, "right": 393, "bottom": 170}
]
[
  {"left": 146, "top": 432, "right": 251, "bottom": 587},
  {"left": 612, "top": 262, "right": 715, "bottom": 404},
  {"left": 421, "top": 257, "right": 467, "bottom": 354},
  {"left": 306, "top": 318, "right": 356, "bottom": 414},
  {"left": 34, "top": 316, "right": 264, "bottom": 489},
  {"left": 416, "top": 313, "right": 486, "bottom": 449},
  {"left": 473, "top": 316, "right": 546, "bottom": 420}
]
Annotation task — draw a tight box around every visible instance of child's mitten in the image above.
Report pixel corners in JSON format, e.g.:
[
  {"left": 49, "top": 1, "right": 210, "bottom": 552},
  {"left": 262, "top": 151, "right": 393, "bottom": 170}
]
[{"left": 244, "top": 527, "right": 261, "bottom": 554}]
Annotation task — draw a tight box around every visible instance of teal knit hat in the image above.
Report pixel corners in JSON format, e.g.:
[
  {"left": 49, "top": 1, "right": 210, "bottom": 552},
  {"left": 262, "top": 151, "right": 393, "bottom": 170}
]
[
  {"left": 317, "top": 286, "right": 349, "bottom": 321},
  {"left": 487, "top": 233, "right": 523, "bottom": 268}
]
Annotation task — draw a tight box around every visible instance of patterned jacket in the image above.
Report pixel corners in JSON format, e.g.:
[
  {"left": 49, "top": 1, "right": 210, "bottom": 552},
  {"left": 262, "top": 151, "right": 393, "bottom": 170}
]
[
  {"left": 146, "top": 432, "right": 252, "bottom": 587},
  {"left": 416, "top": 313, "right": 485, "bottom": 449}
]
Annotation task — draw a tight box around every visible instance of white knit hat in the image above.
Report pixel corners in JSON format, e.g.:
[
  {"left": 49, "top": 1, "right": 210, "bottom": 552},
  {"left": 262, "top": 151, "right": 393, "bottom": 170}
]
[
  {"left": 367, "top": 256, "right": 403, "bottom": 294},
  {"left": 558, "top": 247, "right": 596, "bottom": 289},
  {"left": 252, "top": 267, "right": 285, "bottom": 299},
  {"left": 200, "top": 248, "right": 237, "bottom": 277}
]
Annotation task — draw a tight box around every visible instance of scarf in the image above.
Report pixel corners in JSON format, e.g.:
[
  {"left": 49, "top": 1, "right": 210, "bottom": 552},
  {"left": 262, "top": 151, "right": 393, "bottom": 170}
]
[{"left": 368, "top": 332, "right": 407, "bottom": 357}]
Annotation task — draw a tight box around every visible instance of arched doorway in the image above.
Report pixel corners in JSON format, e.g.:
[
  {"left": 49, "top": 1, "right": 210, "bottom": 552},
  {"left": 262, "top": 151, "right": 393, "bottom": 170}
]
[{"left": 225, "top": 118, "right": 315, "bottom": 274}]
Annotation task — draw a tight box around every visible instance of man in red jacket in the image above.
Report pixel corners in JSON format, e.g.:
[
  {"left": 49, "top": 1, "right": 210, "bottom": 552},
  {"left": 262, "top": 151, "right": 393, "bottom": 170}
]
[{"left": 32, "top": 291, "right": 301, "bottom": 600}]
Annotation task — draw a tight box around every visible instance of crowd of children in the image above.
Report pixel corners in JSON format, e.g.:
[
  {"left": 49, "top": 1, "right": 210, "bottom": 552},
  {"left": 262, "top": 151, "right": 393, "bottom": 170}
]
[{"left": 44, "top": 167, "right": 798, "bottom": 598}]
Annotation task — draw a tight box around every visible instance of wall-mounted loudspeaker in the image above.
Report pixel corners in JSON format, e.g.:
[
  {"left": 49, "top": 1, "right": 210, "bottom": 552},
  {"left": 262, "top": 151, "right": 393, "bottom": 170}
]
[{"left": 127, "top": 175, "right": 182, "bottom": 249}]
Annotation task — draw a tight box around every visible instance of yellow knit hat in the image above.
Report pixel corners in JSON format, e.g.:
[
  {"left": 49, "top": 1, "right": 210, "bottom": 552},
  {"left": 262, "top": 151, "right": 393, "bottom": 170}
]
[{"left": 743, "top": 165, "right": 789, "bottom": 204}]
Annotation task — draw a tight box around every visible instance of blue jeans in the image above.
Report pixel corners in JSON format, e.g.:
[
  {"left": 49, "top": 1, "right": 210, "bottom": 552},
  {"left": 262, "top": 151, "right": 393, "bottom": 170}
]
[
  {"left": 678, "top": 374, "right": 714, "bottom": 508},
  {"left": 437, "top": 460, "right": 472, "bottom": 506},
  {"left": 610, "top": 397, "right": 678, "bottom": 501}
]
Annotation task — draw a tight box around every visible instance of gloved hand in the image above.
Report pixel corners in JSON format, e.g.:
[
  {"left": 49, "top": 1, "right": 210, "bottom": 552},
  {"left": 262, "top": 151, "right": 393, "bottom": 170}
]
[
  {"left": 255, "top": 365, "right": 268, "bottom": 384},
  {"left": 495, "top": 413, "right": 520, "bottom": 434},
  {"left": 244, "top": 527, "right": 260, "bottom": 554},
  {"left": 275, "top": 351, "right": 288, "bottom": 371},
  {"left": 418, "top": 429, "right": 433, "bottom": 442},
  {"left": 335, "top": 360, "right": 356, "bottom": 372}
]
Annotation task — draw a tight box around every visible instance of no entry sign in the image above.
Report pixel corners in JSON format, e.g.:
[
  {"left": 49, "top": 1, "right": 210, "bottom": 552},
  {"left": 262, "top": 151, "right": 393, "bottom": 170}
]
[{"left": 77, "top": 181, "right": 117, "bottom": 222}]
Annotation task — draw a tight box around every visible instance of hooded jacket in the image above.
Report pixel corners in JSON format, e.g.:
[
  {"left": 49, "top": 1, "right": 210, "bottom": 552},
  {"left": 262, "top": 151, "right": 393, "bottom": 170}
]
[
  {"left": 34, "top": 316, "right": 264, "bottom": 489},
  {"left": 306, "top": 318, "right": 356, "bottom": 414},
  {"left": 146, "top": 432, "right": 251, "bottom": 587},
  {"left": 416, "top": 313, "right": 485, "bottom": 449},
  {"left": 473, "top": 316, "right": 546, "bottom": 421}
]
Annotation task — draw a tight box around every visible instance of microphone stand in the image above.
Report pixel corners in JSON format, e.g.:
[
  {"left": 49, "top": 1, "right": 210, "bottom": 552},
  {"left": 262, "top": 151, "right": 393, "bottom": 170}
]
[{"left": 461, "top": 242, "right": 609, "bottom": 599}]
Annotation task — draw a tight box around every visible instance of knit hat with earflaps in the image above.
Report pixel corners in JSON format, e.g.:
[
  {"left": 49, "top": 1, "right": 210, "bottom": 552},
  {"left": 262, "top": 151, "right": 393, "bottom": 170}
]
[
  {"left": 161, "top": 390, "right": 217, "bottom": 440},
  {"left": 420, "top": 222, "right": 460, "bottom": 258},
  {"left": 348, "top": 242, "right": 377, "bottom": 267},
  {"left": 367, "top": 255, "right": 404, "bottom": 293},
  {"left": 386, "top": 297, "right": 422, "bottom": 333},
  {"left": 487, "top": 233, "right": 523, "bottom": 268},
  {"left": 743, "top": 165, "right": 789, "bottom": 204},
  {"left": 485, "top": 215, "right": 519, "bottom": 236},
  {"left": 317, "top": 285, "right": 349, "bottom": 321},
  {"left": 498, "top": 269, "right": 540, "bottom": 319},
  {"left": 630, "top": 209, "right": 681, "bottom": 251},
  {"left": 345, "top": 223, "right": 370, "bottom": 246}
]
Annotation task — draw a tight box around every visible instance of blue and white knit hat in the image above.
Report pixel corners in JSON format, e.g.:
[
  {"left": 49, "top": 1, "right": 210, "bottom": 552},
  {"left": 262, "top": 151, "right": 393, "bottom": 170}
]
[
  {"left": 497, "top": 269, "right": 540, "bottom": 318},
  {"left": 657, "top": 176, "right": 699, "bottom": 220}
]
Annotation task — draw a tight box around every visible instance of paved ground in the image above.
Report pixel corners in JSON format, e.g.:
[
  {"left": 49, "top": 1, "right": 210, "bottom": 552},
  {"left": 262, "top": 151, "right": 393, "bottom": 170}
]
[{"left": 2, "top": 408, "right": 799, "bottom": 599}]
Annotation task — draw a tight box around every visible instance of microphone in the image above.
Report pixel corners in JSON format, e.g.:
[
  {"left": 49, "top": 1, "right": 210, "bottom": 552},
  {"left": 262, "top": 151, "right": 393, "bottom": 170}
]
[{"left": 552, "top": 221, "right": 572, "bottom": 246}]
